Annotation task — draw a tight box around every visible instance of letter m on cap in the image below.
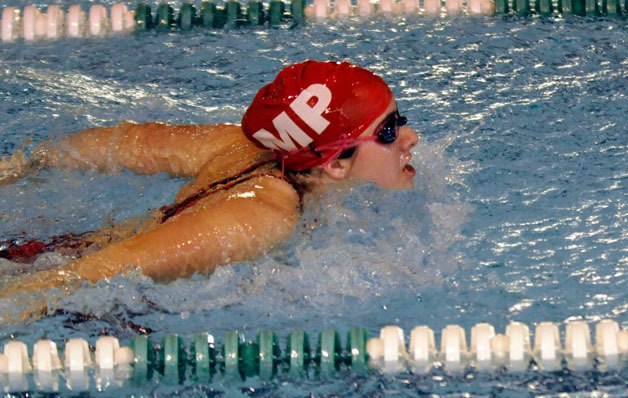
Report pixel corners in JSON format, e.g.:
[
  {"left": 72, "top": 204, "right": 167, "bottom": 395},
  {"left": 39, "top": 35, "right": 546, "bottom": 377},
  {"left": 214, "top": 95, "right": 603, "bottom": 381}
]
[{"left": 252, "top": 84, "right": 332, "bottom": 151}]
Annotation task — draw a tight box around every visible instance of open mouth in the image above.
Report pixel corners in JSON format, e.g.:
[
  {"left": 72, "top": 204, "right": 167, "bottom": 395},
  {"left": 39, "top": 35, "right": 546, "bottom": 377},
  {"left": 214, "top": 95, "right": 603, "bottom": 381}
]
[
  {"left": 403, "top": 164, "right": 416, "bottom": 176},
  {"left": 401, "top": 153, "right": 415, "bottom": 176}
]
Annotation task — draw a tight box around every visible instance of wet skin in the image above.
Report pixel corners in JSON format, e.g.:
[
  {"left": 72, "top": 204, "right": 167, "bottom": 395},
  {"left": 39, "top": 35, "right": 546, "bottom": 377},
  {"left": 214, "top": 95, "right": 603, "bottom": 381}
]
[
  {"left": 0, "top": 102, "right": 419, "bottom": 325},
  {"left": 345, "top": 99, "right": 419, "bottom": 190}
]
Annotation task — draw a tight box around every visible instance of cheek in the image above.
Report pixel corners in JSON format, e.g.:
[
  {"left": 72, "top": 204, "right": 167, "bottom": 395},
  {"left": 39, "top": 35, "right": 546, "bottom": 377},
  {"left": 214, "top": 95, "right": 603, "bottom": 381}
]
[
  {"left": 351, "top": 145, "right": 402, "bottom": 183},
  {"left": 377, "top": 149, "right": 402, "bottom": 177},
  {"left": 371, "top": 145, "right": 402, "bottom": 168}
]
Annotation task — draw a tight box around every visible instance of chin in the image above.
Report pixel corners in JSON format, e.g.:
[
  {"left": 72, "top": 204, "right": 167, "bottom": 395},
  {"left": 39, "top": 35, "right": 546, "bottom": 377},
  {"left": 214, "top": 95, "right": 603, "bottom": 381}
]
[
  {"left": 396, "top": 182, "right": 414, "bottom": 190},
  {"left": 396, "top": 176, "right": 415, "bottom": 190},
  {"left": 379, "top": 179, "right": 414, "bottom": 190}
]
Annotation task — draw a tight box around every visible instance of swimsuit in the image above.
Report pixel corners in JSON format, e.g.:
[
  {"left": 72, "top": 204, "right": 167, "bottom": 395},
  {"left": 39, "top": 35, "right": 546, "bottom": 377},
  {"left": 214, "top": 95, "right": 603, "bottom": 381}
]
[{"left": 0, "top": 162, "right": 280, "bottom": 264}]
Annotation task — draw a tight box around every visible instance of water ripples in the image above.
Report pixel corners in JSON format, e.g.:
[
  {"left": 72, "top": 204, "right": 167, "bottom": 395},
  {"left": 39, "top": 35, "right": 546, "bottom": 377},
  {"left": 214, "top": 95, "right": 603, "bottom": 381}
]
[{"left": 0, "top": 15, "right": 626, "bottom": 395}]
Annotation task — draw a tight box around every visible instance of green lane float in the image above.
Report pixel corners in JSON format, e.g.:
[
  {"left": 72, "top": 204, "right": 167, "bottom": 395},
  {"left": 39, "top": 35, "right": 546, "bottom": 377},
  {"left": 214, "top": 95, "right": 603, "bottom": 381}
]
[
  {"left": 258, "top": 330, "right": 280, "bottom": 380},
  {"left": 560, "top": 0, "right": 573, "bottom": 14},
  {"left": 585, "top": 0, "right": 600, "bottom": 15},
  {"left": 190, "top": 333, "right": 215, "bottom": 382},
  {"left": 269, "top": 0, "right": 286, "bottom": 25},
  {"left": 178, "top": 3, "right": 197, "bottom": 31},
  {"left": 225, "top": 0, "right": 244, "bottom": 27},
  {"left": 155, "top": 2, "right": 175, "bottom": 30},
  {"left": 569, "top": 0, "right": 587, "bottom": 15},
  {"left": 200, "top": 2, "right": 226, "bottom": 29},
  {"left": 347, "top": 327, "right": 369, "bottom": 373},
  {"left": 221, "top": 330, "right": 242, "bottom": 380},
  {"left": 130, "top": 335, "right": 154, "bottom": 383},
  {"left": 317, "top": 329, "right": 342, "bottom": 376},
  {"left": 563, "top": 0, "right": 601, "bottom": 15},
  {"left": 0, "top": 320, "right": 626, "bottom": 393},
  {"left": 290, "top": 0, "right": 306, "bottom": 23},
  {"left": 134, "top": 3, "right": 152, "bottom": 30},
  {"left": 3, "top": 0, "right": 625, "bottom": 43},
  {"left": 286, "top": 329, "right": 310, "bottom": 376},
  {"left": 247, "top": 1, "right": 265, "bottom": 25},
  {"left": 494, "top": 0, "right": 509, "bottom": 15},
  {"left": 240, "top": 341, "right": 259, "bottom": 378},
  {"left": 159, "top": 334, "right": 186, "bottom": 384},
  {"left": 513, "top": 0, "right": 532, "bottom": 16},
  {"left": 536, "top": 0, "right": 553, "bottom": 16},
  {"left": 603, "top": 0, "right": 622, "bottom": 14}
]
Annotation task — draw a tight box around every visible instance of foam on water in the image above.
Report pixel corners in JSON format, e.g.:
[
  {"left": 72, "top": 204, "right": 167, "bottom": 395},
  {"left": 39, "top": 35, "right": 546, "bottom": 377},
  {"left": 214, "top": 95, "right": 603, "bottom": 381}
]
[{"left": 0, "top": 132, "right": 471, "bottom": 336}]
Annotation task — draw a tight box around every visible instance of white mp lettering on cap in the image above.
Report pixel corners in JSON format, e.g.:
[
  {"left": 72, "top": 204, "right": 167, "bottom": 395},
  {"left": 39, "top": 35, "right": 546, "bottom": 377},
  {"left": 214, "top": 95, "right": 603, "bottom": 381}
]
[
  {"left": 252, "top": 112, "right": 313, "bottom": 151},
  {"left": 290, "top": 84, "right": 331, "bottom": 134},
  {"left": 252, "top": 84, "right": 332, "bottom": 151}
]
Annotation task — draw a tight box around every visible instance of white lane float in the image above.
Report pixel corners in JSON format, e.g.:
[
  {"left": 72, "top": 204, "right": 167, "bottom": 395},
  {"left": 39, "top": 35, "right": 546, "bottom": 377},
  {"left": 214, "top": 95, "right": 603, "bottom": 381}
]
[{"left": 2, "top": 7, "right": 21, "bottom": 43}]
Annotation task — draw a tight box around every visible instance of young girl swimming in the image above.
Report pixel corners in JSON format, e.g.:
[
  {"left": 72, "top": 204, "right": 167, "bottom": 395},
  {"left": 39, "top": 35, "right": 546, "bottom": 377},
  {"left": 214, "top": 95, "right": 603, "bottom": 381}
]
[{"left": 0, "top": 61, "right": 418, "bottom": 320}]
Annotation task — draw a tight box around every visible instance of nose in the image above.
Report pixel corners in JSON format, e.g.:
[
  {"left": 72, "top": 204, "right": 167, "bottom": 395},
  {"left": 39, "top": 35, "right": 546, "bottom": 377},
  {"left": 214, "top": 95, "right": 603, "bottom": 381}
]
[{"left": 398, "top": 125, "right": 419, "bottom": 151}]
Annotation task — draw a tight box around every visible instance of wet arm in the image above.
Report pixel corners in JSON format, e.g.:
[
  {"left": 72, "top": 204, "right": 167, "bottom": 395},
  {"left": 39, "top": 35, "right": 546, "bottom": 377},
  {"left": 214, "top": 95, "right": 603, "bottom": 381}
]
[
  {"left": 0, "top": 176, "right": 300, "bottom": 297},
  {"left": 38, "top": 122, "right": 243, "bottom": 177}
]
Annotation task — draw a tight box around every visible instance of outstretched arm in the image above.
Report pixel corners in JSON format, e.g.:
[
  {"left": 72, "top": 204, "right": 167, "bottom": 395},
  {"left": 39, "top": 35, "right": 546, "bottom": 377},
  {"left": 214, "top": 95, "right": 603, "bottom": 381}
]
[
  {"left": 41, "top": 121, "right": 248, "bottom": 176},
  {"left": 0, "top": 122, "right": 247, "bottom": 184},
  {"left": 0, "top": 175, "right": 300, "bottom": 321}
]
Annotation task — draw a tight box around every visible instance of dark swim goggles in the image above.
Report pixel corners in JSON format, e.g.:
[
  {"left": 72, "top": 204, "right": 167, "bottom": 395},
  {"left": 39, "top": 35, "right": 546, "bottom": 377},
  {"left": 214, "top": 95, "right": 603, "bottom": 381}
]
[
  {"left": 337, "top": 110, "right": 408, "bottom": 159},
  {"left": 376, "top": 110, "right": 408, "bottom": 144}
]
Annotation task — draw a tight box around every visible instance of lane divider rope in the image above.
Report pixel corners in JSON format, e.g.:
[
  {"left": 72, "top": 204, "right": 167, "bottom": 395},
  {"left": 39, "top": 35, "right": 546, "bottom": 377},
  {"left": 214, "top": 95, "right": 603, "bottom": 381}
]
[
  {"left": 3, "top": 0, "right": 626, "bottom": 43},
  {"left": 0, "top": 320, "right": 626, "bottom": 392}
]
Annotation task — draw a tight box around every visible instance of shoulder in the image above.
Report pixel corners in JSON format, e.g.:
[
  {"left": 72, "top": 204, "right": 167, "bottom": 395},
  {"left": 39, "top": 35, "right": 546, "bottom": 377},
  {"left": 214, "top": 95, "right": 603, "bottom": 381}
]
[
  {"left": 182, "top": 123, "right": 243, "bottom": 136},
  {"left": 117, "top": 121, "right": 244, "bottom": 137},
  {"left": 234, "top": 174, "right": 300, "bottom": 211}
]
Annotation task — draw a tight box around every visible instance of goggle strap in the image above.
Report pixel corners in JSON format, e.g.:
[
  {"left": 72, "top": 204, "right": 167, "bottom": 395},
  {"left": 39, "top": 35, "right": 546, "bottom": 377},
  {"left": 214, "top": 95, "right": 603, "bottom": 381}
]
[{"left": 316, "top": 135, "right": 378, "bottom": 168}]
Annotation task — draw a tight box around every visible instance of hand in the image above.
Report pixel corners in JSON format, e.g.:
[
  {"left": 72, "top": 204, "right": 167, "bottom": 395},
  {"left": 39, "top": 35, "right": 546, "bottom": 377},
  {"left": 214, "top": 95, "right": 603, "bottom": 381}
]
[{"left": 0, "top": 147, "right": 45, "bottom": 185}]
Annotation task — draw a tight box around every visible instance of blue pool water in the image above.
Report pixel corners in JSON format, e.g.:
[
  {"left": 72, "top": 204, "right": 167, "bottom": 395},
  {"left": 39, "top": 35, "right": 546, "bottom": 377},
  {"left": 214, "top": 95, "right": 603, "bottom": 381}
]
[{"left": 0, "top": 5, "right": 627, "bottom": 396}]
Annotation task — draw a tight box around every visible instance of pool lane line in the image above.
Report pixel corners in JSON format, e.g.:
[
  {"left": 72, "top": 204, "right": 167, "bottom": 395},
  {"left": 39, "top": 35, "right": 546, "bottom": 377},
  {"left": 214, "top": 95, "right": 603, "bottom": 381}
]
[{"left": 0, "top": 320, "right": 626, "bottom": 392}]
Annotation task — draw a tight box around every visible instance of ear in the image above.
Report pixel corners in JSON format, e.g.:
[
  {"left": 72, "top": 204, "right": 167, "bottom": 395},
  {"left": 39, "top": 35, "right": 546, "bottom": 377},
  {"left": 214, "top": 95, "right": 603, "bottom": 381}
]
[{"left": 321, "top": 158, "right": 352, "bottom": 180}]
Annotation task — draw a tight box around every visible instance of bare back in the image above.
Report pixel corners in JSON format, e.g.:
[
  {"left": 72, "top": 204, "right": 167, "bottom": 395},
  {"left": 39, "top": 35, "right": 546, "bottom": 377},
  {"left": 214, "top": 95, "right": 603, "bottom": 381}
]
[{"left": 0, "top": 122, "right": 301, "bottom": 301}]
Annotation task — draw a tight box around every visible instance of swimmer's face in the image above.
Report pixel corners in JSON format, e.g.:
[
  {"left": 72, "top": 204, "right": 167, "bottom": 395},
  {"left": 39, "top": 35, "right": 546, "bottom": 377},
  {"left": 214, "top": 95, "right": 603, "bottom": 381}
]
[{"left": 345, "top": 99, "right": 419, "bottom": 189}]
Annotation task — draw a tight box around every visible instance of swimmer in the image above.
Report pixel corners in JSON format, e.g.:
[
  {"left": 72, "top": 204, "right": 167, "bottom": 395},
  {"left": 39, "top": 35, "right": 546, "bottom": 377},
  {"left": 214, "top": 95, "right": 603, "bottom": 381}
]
[{"left": 0, "top": 60, "right": 418, "bottom": 322}]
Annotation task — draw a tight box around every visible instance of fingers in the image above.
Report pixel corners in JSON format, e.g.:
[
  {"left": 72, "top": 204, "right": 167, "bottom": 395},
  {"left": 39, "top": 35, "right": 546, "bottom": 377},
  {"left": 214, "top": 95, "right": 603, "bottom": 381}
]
[
  {"left": 0, "top": 149, "right": 45, "bottom": 185},
  {"left": 0, "top": 151, "right": 28, "bottom": 185}
]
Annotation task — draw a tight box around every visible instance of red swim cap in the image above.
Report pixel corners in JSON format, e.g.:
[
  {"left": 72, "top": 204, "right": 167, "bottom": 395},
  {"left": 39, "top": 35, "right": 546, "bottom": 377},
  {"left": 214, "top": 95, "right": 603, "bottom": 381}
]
[{"left": 241, "top": 60, "right": 394, "bottom": 171}]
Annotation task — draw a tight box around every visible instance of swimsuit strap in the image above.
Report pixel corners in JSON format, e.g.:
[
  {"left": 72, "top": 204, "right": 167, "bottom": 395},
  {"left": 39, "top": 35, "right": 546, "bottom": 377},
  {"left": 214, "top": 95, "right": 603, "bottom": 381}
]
[
  {"left": 159, "top": 160, "right": 279, "bottom": 223},
  {"left": 0, "top": 232, "right": 93, "bottom": 264},
  {"left": 0, "top": 161, "right": 280, "bottom": 263}
]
